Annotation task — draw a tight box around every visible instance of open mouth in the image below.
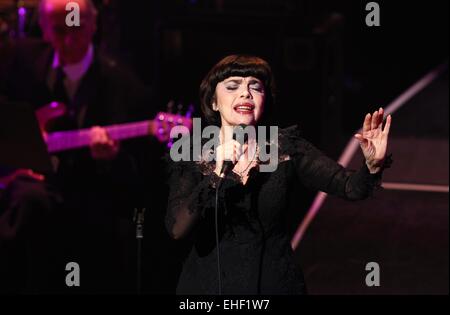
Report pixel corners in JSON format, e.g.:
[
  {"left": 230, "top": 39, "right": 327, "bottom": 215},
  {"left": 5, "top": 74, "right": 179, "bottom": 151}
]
[{"left": 233, "top": 103, "right": 255, "bottom": 115}]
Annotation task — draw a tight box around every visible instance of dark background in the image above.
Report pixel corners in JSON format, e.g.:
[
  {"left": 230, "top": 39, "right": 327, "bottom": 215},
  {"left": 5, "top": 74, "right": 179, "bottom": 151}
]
[
  {"left": 0, "top": 0, "right": 448, "bottom": 294},
  {"left": 116, "top": 0, "right": 449, "bottom": 156},
  {"left": 2, "top": 0, "right": 448, "bottom": 154},
  {"left": 117, "top": 1, "right": 449, "bottom": 172}
]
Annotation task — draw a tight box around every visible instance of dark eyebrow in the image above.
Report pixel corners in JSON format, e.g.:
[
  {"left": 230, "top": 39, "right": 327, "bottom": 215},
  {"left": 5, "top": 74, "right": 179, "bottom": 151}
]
[
  {"left": 224, "top": 78, "right": 262, "bottom": 85},
  {"left": 224, "top": 79, "right": 243, "bottom": 84}
]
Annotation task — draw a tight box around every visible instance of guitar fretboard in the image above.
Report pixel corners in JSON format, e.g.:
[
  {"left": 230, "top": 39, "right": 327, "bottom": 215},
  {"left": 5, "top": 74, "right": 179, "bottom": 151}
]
[{"left": 46, "top": 121, "right": 151, "bottom": 153}]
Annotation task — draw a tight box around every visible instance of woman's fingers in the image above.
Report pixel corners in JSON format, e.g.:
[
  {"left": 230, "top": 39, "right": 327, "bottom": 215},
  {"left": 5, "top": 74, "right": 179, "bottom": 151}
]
[
  {"left": 371, "top": 110, "right": 379, "bottom": 130},
  {"left": 363, "top": 108, "right": 385, "bottom": 131},
  {"left": 363, "top": 113, "right": 372, "bottom": 133},
  {"left": 219, "top": 140, "right": 242, "bottom": 163},
  {"left": 234, "top": 141, "right": 245, "bottom": 162},
  {"left": 383, "top": 115, "right": 392, "bottom": 135},
  {"left": 378, "top": 108, "right": 384, "bottom": 129}
]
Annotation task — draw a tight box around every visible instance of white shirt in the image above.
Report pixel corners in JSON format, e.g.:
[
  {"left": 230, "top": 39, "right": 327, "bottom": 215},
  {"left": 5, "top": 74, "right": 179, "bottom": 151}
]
[{"left": 50, "top": 44, "right": 94, "bottom": 101}]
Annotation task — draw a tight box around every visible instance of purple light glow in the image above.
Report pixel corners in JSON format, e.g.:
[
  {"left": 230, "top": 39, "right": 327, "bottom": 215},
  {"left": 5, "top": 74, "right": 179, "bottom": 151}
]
[{"left": 18, "top": 7, "right": 26, "bottom": 16}]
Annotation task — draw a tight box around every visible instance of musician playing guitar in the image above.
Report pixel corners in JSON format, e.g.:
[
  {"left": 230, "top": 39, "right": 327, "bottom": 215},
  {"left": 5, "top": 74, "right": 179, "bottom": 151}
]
[{"left": 0, "top": 0, "right": 190, "bottom": 294}]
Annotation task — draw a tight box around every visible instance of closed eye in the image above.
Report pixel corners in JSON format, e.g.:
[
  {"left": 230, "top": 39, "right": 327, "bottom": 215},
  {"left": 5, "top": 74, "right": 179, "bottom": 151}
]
[
  {"left": 250, "top": 84, "right": 264, "bottom": 93},
  {"left": 225, "top": 85, "right": 239, "bottom": 91}
]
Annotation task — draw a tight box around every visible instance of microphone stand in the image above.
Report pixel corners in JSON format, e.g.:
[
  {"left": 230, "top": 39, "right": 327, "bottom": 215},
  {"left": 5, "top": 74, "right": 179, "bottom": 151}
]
[{"left": 133, "top": 208, "right": 146, "bottom": 295}]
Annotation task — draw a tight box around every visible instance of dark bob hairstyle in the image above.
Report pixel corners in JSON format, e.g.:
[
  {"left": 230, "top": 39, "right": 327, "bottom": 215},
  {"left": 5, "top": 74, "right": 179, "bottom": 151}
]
[{"left": 199, "top": 55, "right": 276, "bottom": 126}]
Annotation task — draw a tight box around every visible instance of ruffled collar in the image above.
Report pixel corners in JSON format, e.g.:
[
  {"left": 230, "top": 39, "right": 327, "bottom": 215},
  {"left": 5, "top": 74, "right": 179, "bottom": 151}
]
[{"left": 194, "top": 125, "right": 302, "bottom": 179}]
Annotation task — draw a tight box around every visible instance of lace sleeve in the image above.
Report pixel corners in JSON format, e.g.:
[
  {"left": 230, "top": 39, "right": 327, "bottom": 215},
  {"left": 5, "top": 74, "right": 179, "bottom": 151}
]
[
  {"left": 164, "top": 156, "right": 222, "bottom": 240},
  {"left": 280, "top": 126, "right": 392, "bottom": 200}
]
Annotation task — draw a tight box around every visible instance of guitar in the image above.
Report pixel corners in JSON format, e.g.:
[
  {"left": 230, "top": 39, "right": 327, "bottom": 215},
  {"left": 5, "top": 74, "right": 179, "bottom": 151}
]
[
  {"left": 36, "top": 102, "right": 193, "bottom": 153},
  {"left": 0, "top": 101, "right": 193, "bottom": 188}
]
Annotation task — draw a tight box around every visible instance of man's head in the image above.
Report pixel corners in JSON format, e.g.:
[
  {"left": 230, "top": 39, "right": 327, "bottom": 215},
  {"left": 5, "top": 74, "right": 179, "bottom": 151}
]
[{"left": 39, "top": 0, "right": 97, "bottom": 65}]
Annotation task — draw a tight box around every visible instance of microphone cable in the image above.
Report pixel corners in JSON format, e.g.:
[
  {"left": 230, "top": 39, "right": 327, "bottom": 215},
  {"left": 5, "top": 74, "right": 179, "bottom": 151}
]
[
  {"left": 214, "top": 124, "right": 248, "bottom": 295},
  {"left": 215, "top": 178, "right": 223, "bottom": 295}
]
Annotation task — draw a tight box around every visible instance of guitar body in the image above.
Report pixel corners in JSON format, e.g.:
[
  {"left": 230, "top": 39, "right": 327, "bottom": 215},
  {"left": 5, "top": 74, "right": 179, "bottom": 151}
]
[
  {"left": 0, "top": 103, "right": 66, "bottom": 188},
  {"left": 35, "top": 102, "right": 70, "bottom": 134}
]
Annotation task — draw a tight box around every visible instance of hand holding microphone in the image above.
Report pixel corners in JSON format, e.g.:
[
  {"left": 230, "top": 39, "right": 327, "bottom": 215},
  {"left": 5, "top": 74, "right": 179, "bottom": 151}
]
[
  {"left": 214, "top": 125, "right": 248, "bottom": 178},
  {"left": 214, "top": 140, "right": 243, "bottom": 177}
]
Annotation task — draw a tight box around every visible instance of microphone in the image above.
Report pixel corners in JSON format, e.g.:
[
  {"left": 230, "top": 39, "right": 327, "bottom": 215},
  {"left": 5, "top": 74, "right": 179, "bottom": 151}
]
[{"left": 220, "top": 124, "right": 248, "bottom": 177}]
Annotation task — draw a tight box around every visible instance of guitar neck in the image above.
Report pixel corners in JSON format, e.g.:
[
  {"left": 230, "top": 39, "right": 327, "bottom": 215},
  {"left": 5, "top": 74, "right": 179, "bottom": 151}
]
[{"left": 46, "top": 120, "right": 154, "bottom": 153}]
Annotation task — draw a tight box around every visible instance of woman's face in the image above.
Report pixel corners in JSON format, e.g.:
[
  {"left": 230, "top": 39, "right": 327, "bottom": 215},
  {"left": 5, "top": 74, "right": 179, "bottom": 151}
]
[{"left": 214, "top": 76, "right": 265, "bottom": 127}]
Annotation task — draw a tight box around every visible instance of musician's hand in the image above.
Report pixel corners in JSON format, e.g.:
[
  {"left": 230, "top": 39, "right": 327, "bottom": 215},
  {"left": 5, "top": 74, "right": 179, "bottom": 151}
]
[
  {"left": 354, "top": 108, "right": 392, "bottom": 174},
  {"left": 89, "top": 126, "right": 120, "bottom": 160},
  {"left": 0, "top": 169, "right": 45, "bottom": 188}
]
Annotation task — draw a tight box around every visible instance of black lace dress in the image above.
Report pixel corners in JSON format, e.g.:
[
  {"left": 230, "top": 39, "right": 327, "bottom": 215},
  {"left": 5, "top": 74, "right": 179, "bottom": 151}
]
[{"left": 165, "top": 126, "right": 390, "bottom": 295}]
